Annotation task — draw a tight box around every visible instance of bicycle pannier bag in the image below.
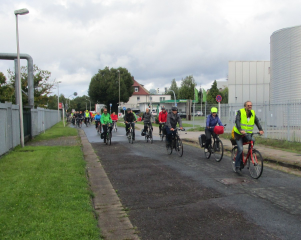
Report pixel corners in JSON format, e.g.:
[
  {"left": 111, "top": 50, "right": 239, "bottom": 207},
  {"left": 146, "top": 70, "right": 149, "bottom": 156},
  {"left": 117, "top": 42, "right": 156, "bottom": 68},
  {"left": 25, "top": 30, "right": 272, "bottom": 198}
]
[
  {"left": 214, "top": 126, "right": 224, "bottom": 135},
  {"left": 100, "top": 133, "right": 104, "bottom": 139},
  {"left": 199, "top": 134, "right": 206, "bottom": 147},
  {"left": 141, "top": 129, "right": 145, "bottom": 136}
]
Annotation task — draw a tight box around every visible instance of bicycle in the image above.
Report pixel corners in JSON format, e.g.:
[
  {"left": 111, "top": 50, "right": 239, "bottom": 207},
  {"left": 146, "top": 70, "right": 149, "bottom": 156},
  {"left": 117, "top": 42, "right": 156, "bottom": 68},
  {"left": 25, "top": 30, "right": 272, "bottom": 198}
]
[
  {"left": 85, "top": 117, "right": 90, "bottom": 127},
  {"left": 96, "top": 121, "right": 101, "bottom": 135},
  {"left": 231, "top": 132, "right": 263, "bottom": 179},
  {"left": 159, "top": 123, "right": 166, "bottom": 141},
  {"left": 166, "top": 128, "right": 185, "bottom": 157},
  {"left": 76, "top": 118, "right": 82, "bottom": 128},
  {"left": 144, "top": 122, "right": 153, "bottom": 144},
  {"left": 112, "top": 120, "right": 118, "bottom": 132},
  {"left": 204, "top": 126, "right": 226, "bottom": 162},
  {"left": 126, "top": 122, "right": 135, "bottom": 144},
  {"left": 105, "top": 123, "right": 112, "bottom": 145}
]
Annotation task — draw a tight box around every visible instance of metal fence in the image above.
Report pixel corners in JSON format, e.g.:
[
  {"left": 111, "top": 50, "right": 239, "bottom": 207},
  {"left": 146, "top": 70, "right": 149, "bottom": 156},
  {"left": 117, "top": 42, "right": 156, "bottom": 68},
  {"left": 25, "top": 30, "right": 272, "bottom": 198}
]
[
  {"left": 0, "top": 103, "right": 61, "bottom": 156},
  {"left": 193, "top": 101, "right": 301, "bottom": 142}
]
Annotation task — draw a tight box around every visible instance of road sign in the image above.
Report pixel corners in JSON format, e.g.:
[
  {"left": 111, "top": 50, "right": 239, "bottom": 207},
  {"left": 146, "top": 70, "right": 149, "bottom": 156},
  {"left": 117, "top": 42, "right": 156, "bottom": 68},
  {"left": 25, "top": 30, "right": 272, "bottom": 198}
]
[
  {"left": 123, "top": 107, "right": 126, "bottom": 110},
  {"left": 110, "top": 103, "right": 112, "bottom": 107},
  {"left": 59, "top": 102, "right": 63, "bottom": 109},
  {"left": 216, "top": 95, "right": 222, "bottom": 103},
  {"left": 175, "top": 103, "right": 177, "bottom": 107}
]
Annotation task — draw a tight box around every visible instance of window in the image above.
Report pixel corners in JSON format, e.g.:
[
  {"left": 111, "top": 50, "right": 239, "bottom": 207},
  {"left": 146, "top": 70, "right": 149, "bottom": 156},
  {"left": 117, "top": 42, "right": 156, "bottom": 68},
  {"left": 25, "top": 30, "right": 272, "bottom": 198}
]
[
  {"left": 150, "top": 97, "right": 152, "bottom": 100},
  {"left": 137, "top": 97, "right": 140, "bottom": 101},
  {"left": 160, "top": 97, "right": 165, "bottom": 101},
  {"left": 135, "top": 87, "right": 138, "bottom": 92}
]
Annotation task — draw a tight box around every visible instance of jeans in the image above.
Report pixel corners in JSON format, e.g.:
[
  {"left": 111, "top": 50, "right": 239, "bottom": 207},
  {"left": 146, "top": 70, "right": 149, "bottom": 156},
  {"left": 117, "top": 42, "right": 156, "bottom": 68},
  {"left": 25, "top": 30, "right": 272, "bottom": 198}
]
[
  {"left": 144, "top": 122, "right": 153, "bottom": 132},
  {"left": 235, "top": 135, "right": 255, "bottom": 167},
  {"left": 166, "top": 127, "right": 177, "bottom": 144}
]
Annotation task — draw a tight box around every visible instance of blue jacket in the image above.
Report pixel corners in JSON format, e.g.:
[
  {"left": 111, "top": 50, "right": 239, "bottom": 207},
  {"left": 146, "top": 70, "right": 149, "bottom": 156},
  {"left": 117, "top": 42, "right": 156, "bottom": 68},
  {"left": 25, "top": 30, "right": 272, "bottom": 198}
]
[
  {"left": 94, "top": 114, "right": 101, "bottom": 121},
  {"left": 206, "top": 114, "right": 223, "bottom": 130}
]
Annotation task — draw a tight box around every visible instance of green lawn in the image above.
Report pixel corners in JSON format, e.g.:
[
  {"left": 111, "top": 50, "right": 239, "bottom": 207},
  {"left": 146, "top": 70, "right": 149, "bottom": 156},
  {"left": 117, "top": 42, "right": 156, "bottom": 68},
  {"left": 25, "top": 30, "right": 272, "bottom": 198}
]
[{"left": 0, "top": 123, "right": 100, "bottom": 239}]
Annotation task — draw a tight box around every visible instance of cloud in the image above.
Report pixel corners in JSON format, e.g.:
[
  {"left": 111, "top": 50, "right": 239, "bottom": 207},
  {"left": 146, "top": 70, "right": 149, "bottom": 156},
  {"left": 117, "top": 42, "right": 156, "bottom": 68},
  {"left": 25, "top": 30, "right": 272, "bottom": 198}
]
[{"left": 1, "top": 0, "right": 300, "bottom": 99}]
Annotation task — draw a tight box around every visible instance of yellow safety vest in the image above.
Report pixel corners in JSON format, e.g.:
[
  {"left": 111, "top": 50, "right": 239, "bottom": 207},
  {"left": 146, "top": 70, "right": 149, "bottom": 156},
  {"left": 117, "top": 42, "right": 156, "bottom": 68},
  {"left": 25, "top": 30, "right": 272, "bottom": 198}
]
[
  {"left": 234, "top": 108, "right": 255, "bottom": 135},
  {"left": 85, "top": 112, "right": 90, "bottom": 118}
]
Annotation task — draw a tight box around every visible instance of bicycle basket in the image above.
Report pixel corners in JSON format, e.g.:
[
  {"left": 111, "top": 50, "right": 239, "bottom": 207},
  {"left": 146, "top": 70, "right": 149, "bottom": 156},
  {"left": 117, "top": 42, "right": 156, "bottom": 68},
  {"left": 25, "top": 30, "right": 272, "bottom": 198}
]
[{"left": 214, "top": 126, "right": 224, "bottom": 135}]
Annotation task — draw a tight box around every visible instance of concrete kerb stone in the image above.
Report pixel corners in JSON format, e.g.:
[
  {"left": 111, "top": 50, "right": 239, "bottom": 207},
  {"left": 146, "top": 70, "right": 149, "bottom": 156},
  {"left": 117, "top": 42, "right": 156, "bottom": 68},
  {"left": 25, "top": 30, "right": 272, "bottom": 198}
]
[{"left": 78, "top": 129, "right": 139, "bottom": 240}]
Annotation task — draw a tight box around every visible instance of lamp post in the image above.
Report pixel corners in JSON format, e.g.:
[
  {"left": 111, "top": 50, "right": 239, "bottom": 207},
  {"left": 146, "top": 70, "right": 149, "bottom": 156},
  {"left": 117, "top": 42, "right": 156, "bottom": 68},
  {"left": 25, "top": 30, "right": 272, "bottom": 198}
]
[
  {"left": 170, "top": 90, "right": 177, "bottom": 107},
  {"left": 14, "top": 8, "right": 29, "bottom": 148},
  {"left": 117, "top": 70, "right": 120, "bottom": 113},
  {"left": 86, "top": 98, "right": 91, "bottom": 111},
  {"left": 56, "top": 81, "right": 62, "bottom": 122}
]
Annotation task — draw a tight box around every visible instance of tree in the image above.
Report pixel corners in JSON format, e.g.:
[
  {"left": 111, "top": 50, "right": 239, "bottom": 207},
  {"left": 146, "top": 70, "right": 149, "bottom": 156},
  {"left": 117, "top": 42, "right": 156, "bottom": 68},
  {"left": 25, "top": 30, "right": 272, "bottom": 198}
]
[
  {"left": 88, "top": 67, "right": 134, "bottom": 112},
  {"left": 220, "top": 87, "right": 228, "bottom": 103},
  {"left": 7, "top": 65, "right": 55, "bottom": 107},
  {"left": 167, "top": 79, "right": 179, "bottom": 100},
  {"left": 178, "top": 75, "right": 196, "bottom": 100},
  {"left": 206, "top": 80, "right": 220, "bottom": 104},
  {"left": 0, "top": 72, "right": 14, "bottom": 103}
]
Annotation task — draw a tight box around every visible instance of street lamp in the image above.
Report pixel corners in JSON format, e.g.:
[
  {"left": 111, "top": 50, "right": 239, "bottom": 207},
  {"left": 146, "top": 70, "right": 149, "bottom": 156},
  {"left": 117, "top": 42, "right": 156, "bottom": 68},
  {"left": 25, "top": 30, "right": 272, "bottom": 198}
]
[
  {"left": 117, "top": 70, "right": 120, "bottom": 113},
  {"left": 86, "top": 98, "right": 91, "bottom": 111},
  {"left": 14, "top": 8, "right": 29, "bottom": 148},
  {"left": 56, "top": 81, "right": 62, "bottom": 122},
  {"left": 170, "top": 90, "right": 177, "bottom": 107}
]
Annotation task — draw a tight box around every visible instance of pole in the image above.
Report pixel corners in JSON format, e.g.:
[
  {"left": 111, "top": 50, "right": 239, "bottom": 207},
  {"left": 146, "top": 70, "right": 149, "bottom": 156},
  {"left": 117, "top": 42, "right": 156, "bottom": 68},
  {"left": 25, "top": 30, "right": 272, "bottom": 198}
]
[
  {"left": 193, "top": 89, "right": 195, "bottom": 129},
  {"left": 218, "top": 102, "right": 220, "bottom": 120},
  {"left": 170, "top": 90, "right": 176, "bottom": 107},
  {"left": 86, "top": 102, "right": 87, "bottom": 110},
  {"left": 63, "top": 104, "right": 65, "bottom": 127},
  {"left": 119, "top": 71, "right": 120, "bottom": 114},
  {"left": 57, "top": 83, "right": 60, "bottom": 122},
  {"left": 15, "top": 14, "right": 24, "bottom": 147}
]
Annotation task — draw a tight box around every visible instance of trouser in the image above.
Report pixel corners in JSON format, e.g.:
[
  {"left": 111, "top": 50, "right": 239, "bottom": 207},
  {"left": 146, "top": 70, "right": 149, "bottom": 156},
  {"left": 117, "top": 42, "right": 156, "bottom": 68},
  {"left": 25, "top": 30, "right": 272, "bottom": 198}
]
[
  {"left": 235, "top": 135, "right": 255, "bottom": 168},
  {"left": 95, "top": 121, "right": 101, "bottom": 129},
  {"left": 102, "top": 125, "right": 112, "bottom": 142},
  {"left": 144, "top": 122, "right": 153, "bottom": 132},
  {"left": 165, "top": 127, "right": 177, "bottom": 144},
  {"left": 126, "top": 123, "right": 135, "bottom": 138},
  {"left": 159, "top": 123, "right": 166, "bottom": 134},
  {"left": 205, "top": 128, "right": 213, "bottom": 148},
  {"left": 85, "top": 117, "right": 89, "bottom": 124}
]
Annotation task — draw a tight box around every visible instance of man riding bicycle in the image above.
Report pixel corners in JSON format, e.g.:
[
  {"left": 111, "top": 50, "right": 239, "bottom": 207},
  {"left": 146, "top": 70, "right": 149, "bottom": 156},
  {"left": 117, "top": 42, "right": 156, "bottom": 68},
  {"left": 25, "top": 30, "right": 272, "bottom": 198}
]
[
  {"left": 166, "top": 107, "right": 183, "bottom": 148},
  {"left": 204, "top": 107, "right": 224, "bottom": 153},
  {"left": 124, "top": 108, "right": 136, "bottom": 140},
  {"left": 94, "top": 112, "right": 101, "bottom": 133},
  {"left": 142, "top": 108, "right": 154, "bottom": 136},
  {"left": 159, "top": 107, "right": 168, "bottom": 135},
  {"left": 84, "top": 110, "right": 90, "bottom": 125},
  {"left": 100, "top": 108, "right": 112, "bottom": 143},
  {"left": 233, "top": 101, "right": 264, "bottom": 172}
]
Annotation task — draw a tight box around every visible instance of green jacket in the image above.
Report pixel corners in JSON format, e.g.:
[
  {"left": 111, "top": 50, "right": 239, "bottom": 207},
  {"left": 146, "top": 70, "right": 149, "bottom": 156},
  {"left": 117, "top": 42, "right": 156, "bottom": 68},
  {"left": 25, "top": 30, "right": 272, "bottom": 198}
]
[
  {"left": 101, "top": 113, "right": 112, "bottom": 124},
  {"left": 133, "top": 112, "right": 137, "bottom": 121}
]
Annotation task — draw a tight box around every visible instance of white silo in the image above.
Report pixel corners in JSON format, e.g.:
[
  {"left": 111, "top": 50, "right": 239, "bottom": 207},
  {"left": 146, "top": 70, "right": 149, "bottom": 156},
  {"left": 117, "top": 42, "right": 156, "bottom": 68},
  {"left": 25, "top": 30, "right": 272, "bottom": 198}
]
[{"left": 270, "top": 25, "right": 301, "bottom": 102}]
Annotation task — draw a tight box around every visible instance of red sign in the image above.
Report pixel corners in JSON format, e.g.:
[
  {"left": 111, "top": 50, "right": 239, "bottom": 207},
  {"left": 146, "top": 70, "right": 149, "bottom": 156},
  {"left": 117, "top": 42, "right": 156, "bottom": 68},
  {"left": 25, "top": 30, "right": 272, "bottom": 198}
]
[
  {"left": 59, "top": 103, "right": 63, "bottom": 109},
  {"left": 216, "top": 95, "right": 222, "bottom": 103}
]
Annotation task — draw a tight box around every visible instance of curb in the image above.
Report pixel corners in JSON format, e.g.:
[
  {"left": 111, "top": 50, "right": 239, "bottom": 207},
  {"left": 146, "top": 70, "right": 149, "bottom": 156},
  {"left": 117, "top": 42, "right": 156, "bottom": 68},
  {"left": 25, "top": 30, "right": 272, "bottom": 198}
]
[
  {"left": 181, "top": 138, "right": 301, "bottom": 171},
  {"left": 78, "top": 129, "right": 139, "bottom": 240}
]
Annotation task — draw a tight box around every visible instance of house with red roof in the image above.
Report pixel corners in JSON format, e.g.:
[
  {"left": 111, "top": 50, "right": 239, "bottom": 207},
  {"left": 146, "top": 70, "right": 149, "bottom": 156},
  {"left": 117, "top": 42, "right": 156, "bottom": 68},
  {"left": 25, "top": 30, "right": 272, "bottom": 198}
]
[{"left": 120, "top": 79, "right": 171, "bottom": 113}]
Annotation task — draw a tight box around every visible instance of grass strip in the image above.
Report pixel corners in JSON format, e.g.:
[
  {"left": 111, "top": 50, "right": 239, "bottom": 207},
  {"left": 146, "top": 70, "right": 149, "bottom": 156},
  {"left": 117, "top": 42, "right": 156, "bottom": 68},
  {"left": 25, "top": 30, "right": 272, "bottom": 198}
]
[
  {"left": 187, "top": 126, "right": 206, "bottom": 131},
  {"left": 33, "top": 121, "right": 77, "bottom": 141}
]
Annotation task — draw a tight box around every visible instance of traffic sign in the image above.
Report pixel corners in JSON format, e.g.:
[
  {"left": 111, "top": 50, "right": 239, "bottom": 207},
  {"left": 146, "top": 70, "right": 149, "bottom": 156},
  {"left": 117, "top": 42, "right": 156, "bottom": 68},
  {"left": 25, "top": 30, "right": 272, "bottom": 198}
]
[
  {"left": 59, "top": 102, "right": 63, "bottom": 109},
  {"left": 216, "top": 95, "right": 222, "bottom": 103},
  {"left": 175, "top": 103, "right": 177, "bottom": 107},
  {"left": 123, "top": 107, "right": 126, "bottom": 110},
  {"left": 110, "top": 103, "right": 112, "bottom": 107}
]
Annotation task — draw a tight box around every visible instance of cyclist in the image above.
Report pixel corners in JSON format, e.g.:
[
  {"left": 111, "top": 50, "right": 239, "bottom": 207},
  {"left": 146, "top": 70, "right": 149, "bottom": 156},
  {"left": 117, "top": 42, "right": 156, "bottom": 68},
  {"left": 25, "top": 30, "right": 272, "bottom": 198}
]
[
  {"left": 100, "top": 108, "right": 112, "bottom": 143},
  {"left": 142, "top": 108, "right": 154, "bottom": 135},
  {"left": 94, "top": 112, "right": 101, "bottom": 133},
  {"left": 158, "top": 107, "right": 168, "bottom": 135},
  {"left": 84, "top": 110, "right": 90, "bottom": 126},
  {"left": 78, "top": 111, "right": 84, "bottom": 125},
  {"left": 233, "top": 101, "right": 264, "bottom": 172},
  {"left": 111, "top": 112, "right": 118, "bottom": 129},
  {"left": 89, "top": 111, "right": 94, "bottom": 123},
  {"left": 204, "top": 107, "right": 224, "bottom": 153},
  {"left": 166, "top": 107, "right": 183, "bottom": 148},
  {"left": 124, "top": 108, "right": 136, "bottom": 140}
]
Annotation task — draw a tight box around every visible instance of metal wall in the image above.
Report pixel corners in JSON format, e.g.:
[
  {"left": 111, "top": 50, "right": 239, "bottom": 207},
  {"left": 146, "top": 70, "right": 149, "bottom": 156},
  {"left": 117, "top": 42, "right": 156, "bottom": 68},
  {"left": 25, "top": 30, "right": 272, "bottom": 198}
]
[
  {"left": 270, "top": 25, "right": 301, "bottom": 102},
  {"left": 0, "top": 103, "right": 20, "bottom": 156},
  {"left": 195, "top": 101, "right": 301, "bottom": 142}
]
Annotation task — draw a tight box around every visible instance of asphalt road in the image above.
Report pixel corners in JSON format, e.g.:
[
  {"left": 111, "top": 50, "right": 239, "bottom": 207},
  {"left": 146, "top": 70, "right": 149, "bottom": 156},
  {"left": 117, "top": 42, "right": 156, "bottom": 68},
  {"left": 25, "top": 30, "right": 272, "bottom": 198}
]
[{"left": 80, "top": 122, "right": 301, "bottom": 240}]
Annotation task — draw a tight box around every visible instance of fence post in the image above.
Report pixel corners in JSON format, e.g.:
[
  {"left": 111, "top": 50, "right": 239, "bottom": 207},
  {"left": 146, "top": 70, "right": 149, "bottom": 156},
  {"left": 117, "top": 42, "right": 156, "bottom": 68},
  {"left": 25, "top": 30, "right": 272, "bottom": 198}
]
[
  {"left": 264, "top": 101, "right": 268, "bottom": 138},
  {"left": 287, "top": 101, "right": 290, "bottom": 141}
]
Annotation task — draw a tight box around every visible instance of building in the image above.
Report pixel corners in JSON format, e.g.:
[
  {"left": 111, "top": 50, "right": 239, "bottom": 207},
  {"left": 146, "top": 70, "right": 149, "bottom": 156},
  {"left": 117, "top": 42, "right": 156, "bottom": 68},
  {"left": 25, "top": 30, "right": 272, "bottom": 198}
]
[
  {"left": 121, "top": 80, "right": 171, "bottom": 112},
  {"left": 228, "top": 61, "right": 270, "bottom": 104},
  {"left": 216, "top": 80, "right": 228, "bottom": 91}
]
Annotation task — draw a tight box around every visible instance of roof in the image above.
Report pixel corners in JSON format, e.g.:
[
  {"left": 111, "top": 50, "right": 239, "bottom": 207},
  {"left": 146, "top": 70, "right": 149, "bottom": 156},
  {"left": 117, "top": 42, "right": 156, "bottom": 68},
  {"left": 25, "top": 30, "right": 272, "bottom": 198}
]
[{"left": 132, "top": 79, "right": 149, "bottom": 95}]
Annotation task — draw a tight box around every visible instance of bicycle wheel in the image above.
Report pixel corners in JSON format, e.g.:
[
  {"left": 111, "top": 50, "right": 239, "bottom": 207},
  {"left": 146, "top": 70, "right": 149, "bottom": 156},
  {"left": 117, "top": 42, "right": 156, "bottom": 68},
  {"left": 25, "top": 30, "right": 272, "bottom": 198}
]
[
  {"left": 150, "top": 131, "right": 153, "bottom": 144},
  {"left": 176, "top": 139, "right": 183, "bottom": 157},
  {"left": 109, "top": 132, "right": 112, "bottom": 145},
  {"left": 231, "top": 146, "right": 238, "bottom": 172},
  {"left": 166, "top": 142, "right": 172, "bottom": 155},
  {"left": 130, "top": 131, "right": 133, "bottom": 144},
  {"left": 248, "top": 149, "right": 263, "bottom": 179},
  {"left": 204, "top": 145, "right": 211, "bottom": 159},
  {"left": 212, "top": 139, "right": 224, "bottom": 162}
]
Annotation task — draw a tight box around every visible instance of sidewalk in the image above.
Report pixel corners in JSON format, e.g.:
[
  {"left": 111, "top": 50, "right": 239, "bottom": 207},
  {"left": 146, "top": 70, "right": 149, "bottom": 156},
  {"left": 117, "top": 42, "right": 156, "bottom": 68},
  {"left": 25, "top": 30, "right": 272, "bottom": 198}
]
[{"left": 149, "top": 125, "right": 301, "bottom": 169}]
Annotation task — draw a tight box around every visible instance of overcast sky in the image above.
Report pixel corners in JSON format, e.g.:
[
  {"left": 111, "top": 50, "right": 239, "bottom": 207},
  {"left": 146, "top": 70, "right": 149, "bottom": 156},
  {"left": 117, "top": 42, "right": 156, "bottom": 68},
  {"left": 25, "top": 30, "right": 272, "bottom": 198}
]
[{"left": 0, "top": 0, "right": 300, "bottom": 97}]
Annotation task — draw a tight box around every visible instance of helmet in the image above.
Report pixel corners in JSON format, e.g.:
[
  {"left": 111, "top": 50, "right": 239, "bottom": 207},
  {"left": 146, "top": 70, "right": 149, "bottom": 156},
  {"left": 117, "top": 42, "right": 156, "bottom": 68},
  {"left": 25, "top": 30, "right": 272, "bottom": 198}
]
[
  {"left": 211, "top": 107, "right": 218, "bottom": 113},
  {"left": 126, "top": 108, "right": 131, "bottom": 111},
  {"left": 172, "top": 107, "right": 178, "bottom": 111},
  {"left": 161, "top": 107, "right": 165, "bottom": 110}
]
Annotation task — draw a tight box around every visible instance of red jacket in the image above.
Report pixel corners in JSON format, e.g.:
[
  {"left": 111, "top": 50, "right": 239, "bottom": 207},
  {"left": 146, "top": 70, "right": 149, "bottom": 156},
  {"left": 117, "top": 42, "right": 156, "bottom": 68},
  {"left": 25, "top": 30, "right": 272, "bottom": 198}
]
[
  {"left": 159, "top": 111, "right": 168, "bottom": 122},
  {"left": 111, "top": 114, "right": 118, "bottom": 121}
]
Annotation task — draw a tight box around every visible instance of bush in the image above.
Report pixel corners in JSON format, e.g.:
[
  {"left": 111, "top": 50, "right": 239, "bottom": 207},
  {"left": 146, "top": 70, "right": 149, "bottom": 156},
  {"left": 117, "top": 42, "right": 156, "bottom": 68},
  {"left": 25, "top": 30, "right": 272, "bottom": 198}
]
[{"left": 155, "top": 116, "right": 159, "bottom": 124}]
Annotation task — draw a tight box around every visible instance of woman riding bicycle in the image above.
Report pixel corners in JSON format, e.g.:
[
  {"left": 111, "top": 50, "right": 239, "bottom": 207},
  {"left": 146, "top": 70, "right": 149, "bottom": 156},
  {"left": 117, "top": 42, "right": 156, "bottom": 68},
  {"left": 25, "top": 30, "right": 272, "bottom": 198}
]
[
  {"left": 205, "top": 107, "right": 223, "bottom": 153},
  {"left": 110, "top": 112, "right": 118, "bottom": 129}
]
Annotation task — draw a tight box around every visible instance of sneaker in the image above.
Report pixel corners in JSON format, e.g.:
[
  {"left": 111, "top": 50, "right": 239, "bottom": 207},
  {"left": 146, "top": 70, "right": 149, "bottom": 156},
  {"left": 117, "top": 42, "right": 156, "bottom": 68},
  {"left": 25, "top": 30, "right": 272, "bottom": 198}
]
[
  {"left": 240, "top": 163, "right": 245, "bottom": 170},
  {"left": 235, "top": 167, "right": 240, "bottom": 173},
  {"left": 204, "top": 148, "right": 208, "bottom": 153}
]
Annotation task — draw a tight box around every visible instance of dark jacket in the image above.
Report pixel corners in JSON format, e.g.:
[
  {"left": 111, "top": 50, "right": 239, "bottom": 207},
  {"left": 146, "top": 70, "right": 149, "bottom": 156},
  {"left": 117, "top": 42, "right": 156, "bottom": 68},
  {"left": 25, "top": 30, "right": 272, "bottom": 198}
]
[
  {"left": 234, "top": 109, "right": 263, "bottom": 139},
  {"left": 166, "top": 112, "right": 182, "bottom": 129},
  {"left": 124, "top": 112, "right": 135, "bottom": 123},
  {"left": 142, "top": 112, "right": 154, "bottom": 123}
]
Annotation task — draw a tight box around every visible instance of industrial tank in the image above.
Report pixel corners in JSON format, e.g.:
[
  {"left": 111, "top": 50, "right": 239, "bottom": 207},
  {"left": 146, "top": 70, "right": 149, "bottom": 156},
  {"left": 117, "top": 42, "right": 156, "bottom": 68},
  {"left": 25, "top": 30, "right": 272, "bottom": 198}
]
[{"left": 270, "top": 25, "right": 301, "bottom": 102}]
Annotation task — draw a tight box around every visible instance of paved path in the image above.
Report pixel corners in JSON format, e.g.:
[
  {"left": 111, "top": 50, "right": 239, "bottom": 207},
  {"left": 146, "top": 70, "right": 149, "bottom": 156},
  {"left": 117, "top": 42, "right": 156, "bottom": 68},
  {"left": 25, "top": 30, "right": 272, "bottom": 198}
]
[{"left": 81, "top": 123, "right": 301, "bottom": 239}]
